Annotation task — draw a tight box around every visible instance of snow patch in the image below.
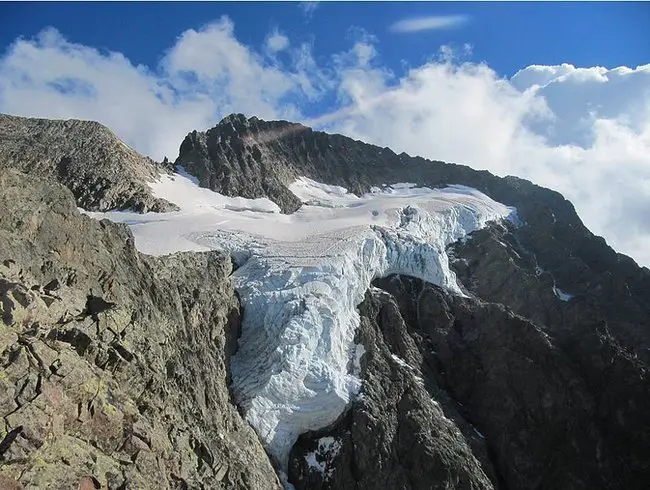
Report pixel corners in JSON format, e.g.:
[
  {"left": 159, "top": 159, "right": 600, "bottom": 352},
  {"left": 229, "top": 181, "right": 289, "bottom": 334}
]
[
  {"left": 87, "top": 170, "right": 517, "bottom": 471},
  {"left": 150, "top": 170, "right": 280, "bottom": 214},
  {"left": 289, "top": 177, "right": 358, "bottom": 204},
  {"left": 304, "top": 437, "right": 343, "bottom": 478},
  {"left": 391, "top": 354, "right": 426, "bottom": 386},
  {"left": 353, "top": 343, "right": 366, "bottom": 375},
  {"left": 391, "top": 354, "right": 413, "bottom": 370},
  {"left": 304, "top": 452, "right": 325, "bottom": 474},
  {"left": 175, "top": 165, "right": 200, "bottom": 185},
  {"left": 553, "top": 286, "right": 573, "bottom": 302}
]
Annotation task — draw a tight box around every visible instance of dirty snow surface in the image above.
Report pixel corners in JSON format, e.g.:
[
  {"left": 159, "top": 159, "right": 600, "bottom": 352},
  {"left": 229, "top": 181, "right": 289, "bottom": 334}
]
[{"left": 86, "top": 170, "right": 517, "bottom": 470}]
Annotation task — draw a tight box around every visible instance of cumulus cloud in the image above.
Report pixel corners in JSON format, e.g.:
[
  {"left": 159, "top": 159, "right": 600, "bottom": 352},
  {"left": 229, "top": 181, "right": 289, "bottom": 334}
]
[
  {"left": 511, "top": 63, "right": 650, "bottom": 146},
  {"left": 389, "top": 15, "right": 469, "bottom": 33},
  {"left": 321, "top": 51, "right": 650, "bottom": 266},
  {"left": 0, "top": 20, "right": 649, "bottom": 267},
  {"left": 0, "top": 18, "right": 321, "bottom": 160}
]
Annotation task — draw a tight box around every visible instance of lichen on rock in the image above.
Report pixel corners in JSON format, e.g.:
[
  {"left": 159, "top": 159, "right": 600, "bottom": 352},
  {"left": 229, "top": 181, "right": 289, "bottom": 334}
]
[{"left": 0, "top": 169, "right": 279, "bottom": 489}]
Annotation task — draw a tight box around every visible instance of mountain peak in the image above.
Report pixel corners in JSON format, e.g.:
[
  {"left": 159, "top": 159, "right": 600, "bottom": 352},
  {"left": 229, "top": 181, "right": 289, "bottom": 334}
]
[
  {"left": 211, "top": 113, "right": 309, "bottom": 139},
  {"left": 0, "top": 113, "right": 177, "bottom": 212},
  {"left": 218, "top": 112, "right": 249, "bottom": 126}
]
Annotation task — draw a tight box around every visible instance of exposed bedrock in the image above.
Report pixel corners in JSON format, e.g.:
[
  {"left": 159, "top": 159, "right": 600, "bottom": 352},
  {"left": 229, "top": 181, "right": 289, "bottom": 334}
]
[
  {"left": 288, "top": 228, "right": 650, "bottom": 490},
  {"left": 0, "top": 114, "right": 177, "bottom": 212},
  {"left": 0, "top": 169, "right": 280, "bottom": 489}
]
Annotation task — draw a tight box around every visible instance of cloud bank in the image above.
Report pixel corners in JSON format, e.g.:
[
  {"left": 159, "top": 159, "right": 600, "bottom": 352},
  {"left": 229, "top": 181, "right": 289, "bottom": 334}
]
[
  {"left": 389, "top": 15, "right": 469, "bottom": 33},
  {"left": 0, "top": 20, "right": 649, "bottom": 268}
]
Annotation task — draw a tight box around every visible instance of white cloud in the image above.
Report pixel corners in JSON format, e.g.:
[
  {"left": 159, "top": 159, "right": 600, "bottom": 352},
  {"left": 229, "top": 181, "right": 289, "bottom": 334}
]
[
  {"left": 511, "top": 63, "right": 650, "bottom": 146},
  {"left": 0, "top": 18, "right": 323, "bottom": 160},
  {"left": 162, "top": 17, "right": 299, "bottom": 118},
  {"left": 0, "top": 27, "right": 214, "bottom": 161},
  {"left": 320, "top": 52, "right": 650, "bottom": 266},
  {"left": 265, "top": 29, "right": 290, "bottom": 54},
  {"left": 1, "top": 21, "right": 649, "bottom": 268},
  {"left": 389, "top": 15, "right": 469, "bottom": 33}
]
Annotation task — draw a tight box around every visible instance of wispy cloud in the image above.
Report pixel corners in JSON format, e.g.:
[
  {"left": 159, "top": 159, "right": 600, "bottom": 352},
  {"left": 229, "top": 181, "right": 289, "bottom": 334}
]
[
  {"left": 299, "top": 2, "right": 319, "bottom": 20},
  {"left": 389, "top": 15, "right": 469, "bottom": 33}
]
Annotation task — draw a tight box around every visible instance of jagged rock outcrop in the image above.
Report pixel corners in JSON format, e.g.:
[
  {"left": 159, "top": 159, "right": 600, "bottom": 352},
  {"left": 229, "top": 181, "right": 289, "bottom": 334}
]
[
  {"left": 289, "top": 273, "right": 650, "bottom": 490},
  {"left": 0, "top": 114, "right": 177, "bottom": 212},
  {"left": 288, "top": 283, "right": 498, "bottom": 490},
  {"left": 0, "top": 169, "right": 280, "bottom": 489},
  {"left": 449, "top": 222, "right": 650, "bottom": 488}
]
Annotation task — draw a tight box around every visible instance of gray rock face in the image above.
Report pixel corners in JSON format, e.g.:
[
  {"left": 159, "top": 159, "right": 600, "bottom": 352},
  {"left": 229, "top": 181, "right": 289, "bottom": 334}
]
[
  {"left": 289, "top": 285, "right": 497, "bottom": 490},
  {"left": 369, "top": 276, "right": 607, "bottom": 490},
  {"left": 290, "top": 274, "right": 648, "bottom": 490},
  {"left": 176, "top": 115, "right": 305, "bottom": 213},
  {"left": 0, "top": 169, "right": 279, "bottom": 489},
  {"left": 449, "top": 222, "right": 650, "bottom": 488},
  {"left": 0, "top": 114, "right": 177, "bottom": 212}
]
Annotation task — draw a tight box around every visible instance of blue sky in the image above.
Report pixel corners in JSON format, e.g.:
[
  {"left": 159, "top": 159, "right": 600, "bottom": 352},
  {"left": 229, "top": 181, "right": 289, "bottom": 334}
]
[
  {"left": 1, "top": 2, "right": 648, "bottom": 80},
  {"left": 0, "top": 2, "right": 649, "bottom": 267}
]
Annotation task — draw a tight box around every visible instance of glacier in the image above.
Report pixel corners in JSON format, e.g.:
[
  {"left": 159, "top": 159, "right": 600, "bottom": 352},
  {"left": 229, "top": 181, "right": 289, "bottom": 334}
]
[{"left": 85, "top": 171, "right": 517, "bottom": 471}]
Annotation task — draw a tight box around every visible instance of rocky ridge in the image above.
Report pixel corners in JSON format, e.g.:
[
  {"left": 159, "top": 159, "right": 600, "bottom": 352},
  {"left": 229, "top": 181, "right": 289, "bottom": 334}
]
[
  {"left": 177, "top": 114, "right": 650, "bottom": 361},
  {"left": 0, "top": 168, "right": 280, "bottom": 489},
  {"left": 0, "top": 114, "right": 177, "bottom": 212}
]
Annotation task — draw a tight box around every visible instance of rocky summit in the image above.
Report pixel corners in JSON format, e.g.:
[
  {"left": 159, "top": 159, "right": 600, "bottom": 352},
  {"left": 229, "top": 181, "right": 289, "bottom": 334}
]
[
  {"left": 0, "top": 114, "right": 177, "bottom": 213},
  {"left": 1, "top": 113, "right": 649, "bottom": 490}
]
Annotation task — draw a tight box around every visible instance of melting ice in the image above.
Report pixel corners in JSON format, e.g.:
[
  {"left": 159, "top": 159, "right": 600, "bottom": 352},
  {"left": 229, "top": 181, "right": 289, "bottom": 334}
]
[{"left": 86, "top": 172, "right": 517, "bottom": 470}]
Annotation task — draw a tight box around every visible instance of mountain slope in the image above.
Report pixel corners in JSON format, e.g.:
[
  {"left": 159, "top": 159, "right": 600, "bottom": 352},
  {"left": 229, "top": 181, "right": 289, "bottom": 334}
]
[
  {"left": 0, "top": 168, "right": 280, "bottom": 489},
  {"left": 175, "top": 114, "right": 650, "bottom": 489},
  {"left": 291, "top": 277, "right": 607, "bottom": 490},
  {"left": 177, "top": 114, "right": 650, "bottom": 360},
  {"left": 0, "top": 114, "right": 177, "bottom": 212},
  {"left": 1, "top": 113, "right": 649, "bottom": 489}
]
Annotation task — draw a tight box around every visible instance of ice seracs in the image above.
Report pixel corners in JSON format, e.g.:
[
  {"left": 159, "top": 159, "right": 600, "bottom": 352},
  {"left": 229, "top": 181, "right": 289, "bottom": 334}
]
[{"left": 87, "top": 171, "right": 517, "bottom": 472}]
